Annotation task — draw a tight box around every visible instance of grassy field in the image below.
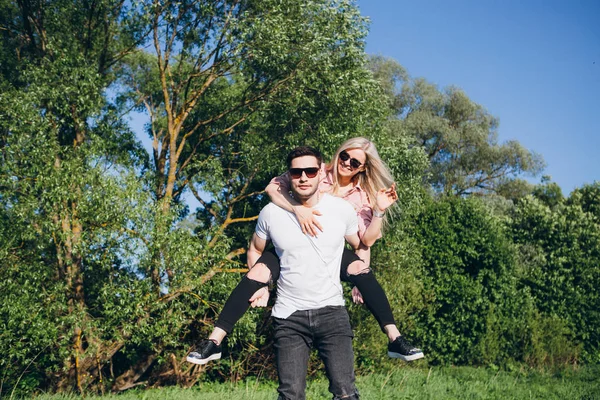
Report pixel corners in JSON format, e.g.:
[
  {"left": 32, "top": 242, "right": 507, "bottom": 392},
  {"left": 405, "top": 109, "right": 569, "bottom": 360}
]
[{"left": 31, "top": 365, "right": 600, "bottom": 400}]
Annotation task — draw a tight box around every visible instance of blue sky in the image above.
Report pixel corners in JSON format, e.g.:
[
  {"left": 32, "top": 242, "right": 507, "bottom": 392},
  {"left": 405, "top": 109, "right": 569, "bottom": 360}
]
[{"left": 357, "top": 0, "right": 600, "bottom": 194}]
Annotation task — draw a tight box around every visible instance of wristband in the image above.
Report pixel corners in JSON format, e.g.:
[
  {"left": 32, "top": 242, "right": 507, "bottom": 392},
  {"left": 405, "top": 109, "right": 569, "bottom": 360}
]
[{"left": 373, "top": 209, "right": 385, "bottom": 218}]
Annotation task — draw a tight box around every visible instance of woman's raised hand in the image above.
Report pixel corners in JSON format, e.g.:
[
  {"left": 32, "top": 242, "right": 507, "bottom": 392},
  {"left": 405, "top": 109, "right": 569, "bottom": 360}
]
[
  {"left": 293, "top": 205, "right": 323, "bottom": 237},
  {"left": 375, "top": 183, "right": 398, "bottom": 212}
]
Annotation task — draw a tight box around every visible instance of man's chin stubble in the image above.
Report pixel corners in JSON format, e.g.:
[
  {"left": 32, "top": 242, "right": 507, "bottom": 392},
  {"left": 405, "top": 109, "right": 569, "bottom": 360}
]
[{"left": 292, "top": 189, "right": 317, "bottom": 202}]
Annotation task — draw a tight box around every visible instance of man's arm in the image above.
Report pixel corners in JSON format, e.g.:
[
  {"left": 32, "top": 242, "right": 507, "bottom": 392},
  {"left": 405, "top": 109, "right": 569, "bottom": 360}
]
[
  {"left": 247, "top": 233, "right": 268, "bottom": 269},
  {"left": 247, "top": 233, "right": 272, "bottom": 308},
  {"left": 265, "top": 174, "right": 299, "bottom": 213},
  {"left": 266, "top": 176, "right": 323, "bottom": 236}
]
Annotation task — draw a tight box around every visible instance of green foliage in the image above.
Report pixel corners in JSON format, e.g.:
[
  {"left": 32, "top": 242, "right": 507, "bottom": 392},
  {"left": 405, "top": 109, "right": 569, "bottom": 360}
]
[
  {"left": 522, "top": 312, "right": 581, "bottom": 368},
  {"left": 512, "top": 193, "right": 600, "bottom": 363},
  {"left": 568, "top": 181, "right": 600, "bottom": 221},
  {"left": 407, "top": 196, "right": 529, "bottom": 365},
  {"left": 1, "top": 0, "right": 599, "bottom": 396},
  {"left": 357, "top": 184, "right": 599, "bottom": 370},
  {"left": 0, "top": 0, "right": 397, "bottom": 395},
  {"left": 532, "top": 176, "right": 564, "bottom": 208}
]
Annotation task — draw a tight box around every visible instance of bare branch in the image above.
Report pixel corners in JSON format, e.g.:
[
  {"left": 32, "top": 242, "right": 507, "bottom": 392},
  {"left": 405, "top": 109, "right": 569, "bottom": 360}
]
[
  {"left": 190, "top": 186, "right": 219, "bottom": 220},
  {"left": 226, "top": 215, "right": 259, "bottom": 224},
  {"left": 232, "top": 190, "right": 264, "bottom": 203}
]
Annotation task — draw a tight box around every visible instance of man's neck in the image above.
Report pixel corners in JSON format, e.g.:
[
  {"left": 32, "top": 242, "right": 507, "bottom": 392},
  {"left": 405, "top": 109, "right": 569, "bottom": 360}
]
[{"left": 292, "top": 190, "right": 321, "bottom": 208}]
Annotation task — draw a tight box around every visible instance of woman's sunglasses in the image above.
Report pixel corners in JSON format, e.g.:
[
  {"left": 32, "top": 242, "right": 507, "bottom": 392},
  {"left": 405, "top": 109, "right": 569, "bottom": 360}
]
[
  {"left": 339, "top": 150, "right": 364, "bottom": 170},
  {"left": 289, "top": 167, "right": 320, "bottom": 179}
]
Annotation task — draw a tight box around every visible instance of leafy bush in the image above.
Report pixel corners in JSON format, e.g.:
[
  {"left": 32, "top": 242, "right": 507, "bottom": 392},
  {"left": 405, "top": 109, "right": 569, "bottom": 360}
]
[
  {"left": 512, "top": 195, "right": 600, "bottom": 363},
  {"left": 405, "top": 196, "right": 529, "bottom": 365}
]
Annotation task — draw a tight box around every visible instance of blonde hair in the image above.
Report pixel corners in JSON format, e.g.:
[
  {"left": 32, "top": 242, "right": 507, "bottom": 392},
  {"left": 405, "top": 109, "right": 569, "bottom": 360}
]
[{"left": 327, "top": 137, "right": 396, "bottom": 226}]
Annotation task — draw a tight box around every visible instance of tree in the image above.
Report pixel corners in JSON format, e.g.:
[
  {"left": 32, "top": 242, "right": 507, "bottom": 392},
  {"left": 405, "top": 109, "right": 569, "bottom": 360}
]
[
  {"left": 113, "top": 1, "right": 394, "bottom": 387},
  {"left": 568, "top": 181, "right": 600, "bottom": 221},
  {"left": 0, "top": 0, "right": 155, "bottom": 394},
  {"left": 117, "top": 0, "right": 387, "bottom": 294},
  {"left": 368, "top": 56, "right": 545, "bottom": 196},
  {"left": 532, "top": 175, "right": 564, "bottom": 208},
  {"left": 0, "top": 0, "right": 394, "bottom": 394}
]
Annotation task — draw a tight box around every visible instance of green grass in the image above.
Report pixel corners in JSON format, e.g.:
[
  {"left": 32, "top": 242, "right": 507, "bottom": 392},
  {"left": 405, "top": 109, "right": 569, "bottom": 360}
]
[{"left": 31, "top": 365, "right": 600, "bottom": 400}]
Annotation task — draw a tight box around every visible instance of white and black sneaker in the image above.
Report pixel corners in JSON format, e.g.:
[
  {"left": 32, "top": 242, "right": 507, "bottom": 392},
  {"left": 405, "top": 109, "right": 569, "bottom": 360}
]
[
  {"left": 388, "top": 336, "right": 424, "bottom": 361},
  {"left": 186, "top": 339, "right": 222, "bottom": 365}
]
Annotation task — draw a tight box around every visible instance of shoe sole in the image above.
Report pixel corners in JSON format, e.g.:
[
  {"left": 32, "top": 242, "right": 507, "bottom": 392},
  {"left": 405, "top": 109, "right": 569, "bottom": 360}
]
[
  {"left": 186, "top": 352, "right": 222, "bottom": 365},
  {"left": 388, "top": 351, "right": 424, "bottom": 361}
]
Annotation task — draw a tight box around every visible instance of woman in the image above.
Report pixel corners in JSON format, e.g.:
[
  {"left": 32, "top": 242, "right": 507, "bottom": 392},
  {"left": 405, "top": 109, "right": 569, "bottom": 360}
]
[{"left": 186, "top": 138, "right": 424, "bottom": 365}]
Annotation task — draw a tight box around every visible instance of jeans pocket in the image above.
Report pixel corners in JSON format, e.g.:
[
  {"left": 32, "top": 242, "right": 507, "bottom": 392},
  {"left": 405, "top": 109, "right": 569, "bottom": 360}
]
[{"left": 320, "top": 306, "right": 353, "bottom": 338}]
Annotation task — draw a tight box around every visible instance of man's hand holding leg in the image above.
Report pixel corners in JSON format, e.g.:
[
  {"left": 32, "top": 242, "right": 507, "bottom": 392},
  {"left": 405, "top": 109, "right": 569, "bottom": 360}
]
[{"left": 249, "top": 287, "right": 270, "bottom": 308}]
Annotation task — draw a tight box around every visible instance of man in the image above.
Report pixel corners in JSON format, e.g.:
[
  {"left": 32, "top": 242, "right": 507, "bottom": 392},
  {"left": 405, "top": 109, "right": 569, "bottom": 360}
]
[{"left": 249, "top": 146, "right": 361, "bottom": 399}]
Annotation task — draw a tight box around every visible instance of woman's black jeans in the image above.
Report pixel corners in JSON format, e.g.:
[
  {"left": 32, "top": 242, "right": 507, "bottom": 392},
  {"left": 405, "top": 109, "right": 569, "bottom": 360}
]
[{"left": 214, "top": 248, "right": 396, "bottom": 333}]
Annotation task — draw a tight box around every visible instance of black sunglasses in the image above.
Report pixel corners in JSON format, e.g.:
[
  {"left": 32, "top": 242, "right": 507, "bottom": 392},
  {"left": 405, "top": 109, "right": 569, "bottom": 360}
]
[
  {"left": 339, "top": 150, "right": 364, "bottom": 169},
  {"left": 289, "top": 167, "right": 320, "bottom": 179}
]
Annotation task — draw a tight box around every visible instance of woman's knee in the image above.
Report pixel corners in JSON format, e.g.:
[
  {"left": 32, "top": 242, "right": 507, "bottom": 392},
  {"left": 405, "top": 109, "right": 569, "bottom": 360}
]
[
  {"left": 247, "top": 262, "right": 271, "bottom": 283},
  {"left": 256, "top": 250, "right": 281, "bottom": 281},
  {"left": 346, "top": 260, "right": 370, "bottom": 276}
]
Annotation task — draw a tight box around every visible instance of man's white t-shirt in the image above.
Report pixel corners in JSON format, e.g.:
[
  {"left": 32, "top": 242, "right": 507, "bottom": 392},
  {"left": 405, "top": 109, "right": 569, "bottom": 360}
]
[{"left": 255, "top": 194, "right": 358, "bottom": 319}]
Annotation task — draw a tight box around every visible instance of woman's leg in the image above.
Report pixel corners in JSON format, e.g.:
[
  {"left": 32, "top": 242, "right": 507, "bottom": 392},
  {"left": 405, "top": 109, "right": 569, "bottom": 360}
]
[
  {"left": 213, "top": 250, "right": 280, "bottom": 337},
  {"left": 187, "top": 251, "right": 281, "bottom": 365},
  {"left": 339, "top": 248, "right": 398, "bottom": 340},
  {"left": 340, "top": 248, "right": 424, "bottom": 361}
]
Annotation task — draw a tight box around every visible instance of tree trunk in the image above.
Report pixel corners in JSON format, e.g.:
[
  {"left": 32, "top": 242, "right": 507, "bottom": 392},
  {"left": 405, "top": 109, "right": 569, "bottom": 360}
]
[{"left": 56, "top": 205, "right": 87, "bottom": 393}]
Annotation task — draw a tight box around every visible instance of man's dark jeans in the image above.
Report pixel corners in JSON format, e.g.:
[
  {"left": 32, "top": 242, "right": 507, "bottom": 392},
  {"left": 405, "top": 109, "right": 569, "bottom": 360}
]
[{"left": 273, "top": 306, "right": 359, "bottom": 400}]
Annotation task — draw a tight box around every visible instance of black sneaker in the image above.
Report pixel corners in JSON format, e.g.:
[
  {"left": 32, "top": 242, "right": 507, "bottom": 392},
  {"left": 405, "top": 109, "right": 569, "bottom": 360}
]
[
  {"left": 388, "top": 336, "right": 424, "bottom": 361},
  {"left": 186, "top": 339, "right": 222, "bottom": 365}
]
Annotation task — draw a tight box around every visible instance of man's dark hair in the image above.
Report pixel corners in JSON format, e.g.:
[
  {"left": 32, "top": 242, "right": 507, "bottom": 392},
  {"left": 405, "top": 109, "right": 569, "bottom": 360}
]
[{"left": 286, "top": 146, "right": 323, "bottom": 168}]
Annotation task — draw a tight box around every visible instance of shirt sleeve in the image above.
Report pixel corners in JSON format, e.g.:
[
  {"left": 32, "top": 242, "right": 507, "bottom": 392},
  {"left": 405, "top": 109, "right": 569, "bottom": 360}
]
[
  {"left": 269, "top": 172, "right": 291, "bottom": 192},
  {"left": 343, "top": 203, "right": 359, "bottom": 236},
  {"left": 255, "top": 206, "right": 271, "bottom": 240}
]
